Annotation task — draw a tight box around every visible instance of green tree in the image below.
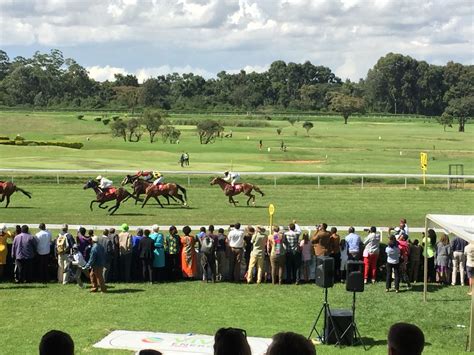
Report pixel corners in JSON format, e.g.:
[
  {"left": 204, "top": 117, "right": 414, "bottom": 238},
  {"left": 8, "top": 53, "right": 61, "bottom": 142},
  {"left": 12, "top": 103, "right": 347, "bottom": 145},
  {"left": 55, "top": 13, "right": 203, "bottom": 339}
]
[
  {"left": 196, "top": 119, "right": 224, "bottom": 144},
  {"left": 443, "top": 96, "right": 474, "bottom": 132},
  {"left": 302, "top": 121, "right": 314, "bottom": 135},
  {"left": 285, "top": 117, "right": 297, "bottom": 126},
  {"left": 114, "top": 73, "right": 139, "bottom": 87},
  {"left": 161, "top": 125, "right": 181, "bottom": 143},
  {"left": 126, "top": 118, "right": 141, "bottom": 142},
  {"left": 141, "top": 110, "right": 164, "bottom": 143},
  {"left": 110, "top": 119, "right": 127, "bottom": 141},
  {"left": 328, "top": 92, "right": 365, "bottom": 124},
  {"left": 437, "top": 112, "right": 454, "bottom": 132}
]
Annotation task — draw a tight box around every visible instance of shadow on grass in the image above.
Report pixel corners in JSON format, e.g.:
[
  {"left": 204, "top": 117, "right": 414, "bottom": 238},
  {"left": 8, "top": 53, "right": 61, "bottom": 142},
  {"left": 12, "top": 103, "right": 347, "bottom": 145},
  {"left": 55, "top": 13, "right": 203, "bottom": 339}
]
[
  {"left": 409, "top": 284, "right": 445, "bottom": 293},
  {"left": 0, "top": 284, "right": 48, "bottom": 290},
  {"left": 106, "top": 288, "right": 144, "bottom": 294},
  {"left": 233, "top": 205, "right": 267, "bottom": 209},
  {"left": 112, "top": 212, "right": 153, "bottom": 216},
  {"left": 4, "top": 206, "right": 35, "bottom": 209}
]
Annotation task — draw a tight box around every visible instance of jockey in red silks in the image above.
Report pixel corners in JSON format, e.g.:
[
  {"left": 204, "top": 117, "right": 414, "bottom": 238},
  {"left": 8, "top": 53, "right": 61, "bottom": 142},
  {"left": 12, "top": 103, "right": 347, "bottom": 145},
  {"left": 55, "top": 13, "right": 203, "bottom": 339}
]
[{"left": 136, "top": 170, "right": 159, "bottom": 183}]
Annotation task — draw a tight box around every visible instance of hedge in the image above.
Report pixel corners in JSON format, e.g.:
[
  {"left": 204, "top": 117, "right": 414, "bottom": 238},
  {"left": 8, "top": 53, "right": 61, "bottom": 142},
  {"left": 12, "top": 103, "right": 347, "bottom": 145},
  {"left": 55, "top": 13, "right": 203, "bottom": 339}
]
[{"left": 0, "top": 140, "right": 83, "bottom": 149}]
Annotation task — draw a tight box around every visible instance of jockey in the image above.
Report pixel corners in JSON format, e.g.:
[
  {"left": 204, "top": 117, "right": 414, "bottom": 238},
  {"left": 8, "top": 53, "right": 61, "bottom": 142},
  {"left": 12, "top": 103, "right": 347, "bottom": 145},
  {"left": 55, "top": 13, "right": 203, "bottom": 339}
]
[
  {"left": 223, "top": 171, "right": 240, "bottom": 187},
  {"left": 96, "top": 175, "right": 113, "bottom": 194},
  {"left": 152, "top": 172, "right": 164, "bottom": 186},
  {"left": 136, "top": 170, "right": 155, "bottom": 183}
]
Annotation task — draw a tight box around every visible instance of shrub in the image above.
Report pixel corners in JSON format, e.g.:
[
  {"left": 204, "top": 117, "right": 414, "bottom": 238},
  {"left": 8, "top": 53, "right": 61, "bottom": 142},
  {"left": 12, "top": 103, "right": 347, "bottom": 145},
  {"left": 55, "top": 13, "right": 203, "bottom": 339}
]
[
  {"left": 14, "top": 135, "right": 25, "bottom": 141},
  {"left": 0, "top": 136, "right": 9, "bottom": 140},
  {"left": 77, "top": 115, "right": 84, "bottom": 120},
  {"left": 276, "top": 128, "right": 282, "bottom": 135},
  {"left": 94, "top": 117, "right": 102, "bottom": 122},
  {"left": 112, "top": 116, "right": 120, "bottom": 120},
  {"left": 103, "top": 119, "right": 111, "bottom": 125}
]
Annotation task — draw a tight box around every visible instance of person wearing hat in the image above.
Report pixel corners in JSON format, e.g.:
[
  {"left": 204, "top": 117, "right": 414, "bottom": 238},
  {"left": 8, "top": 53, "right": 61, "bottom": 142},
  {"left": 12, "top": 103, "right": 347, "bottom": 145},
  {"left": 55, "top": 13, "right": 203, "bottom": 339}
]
[
  {"left": 152, "top": 172, "right": 164, "bottom": 186},
  {"left": 118, "top": 223, "right": 133, "bottom": 282},
  {"left": 55, "top": 224, "right": 75, "bottom": 284},
  {"left": 247, "top": 226, "right": 267, "bottom": 284},
  {"left": 95, "top": 175, "right": 113, "bottom": 194},
  {"left": 150, "top": 225, "right": 165, "bottom": 282},
  {"left": 223, "top": 171, "right": 240, "bottom": 187},
  {"left": 83, "top": 235, "right": 107, "bottom": 292},
  {"left": 0, "top": 223, "right": 13, "bottom": 280},
  {"left": 69, "top": 244, "right": 88, "bottom": 288}
]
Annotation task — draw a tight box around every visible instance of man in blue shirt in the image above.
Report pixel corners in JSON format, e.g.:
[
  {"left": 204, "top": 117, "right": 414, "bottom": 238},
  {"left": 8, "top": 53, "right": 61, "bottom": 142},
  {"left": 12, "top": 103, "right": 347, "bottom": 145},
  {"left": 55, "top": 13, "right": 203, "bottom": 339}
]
[
  {"left": 345, "top": 227, "right": 362, "bottom": 261},
  {"left": 84, "top": 235, "right": 107, "bottom": 292}
]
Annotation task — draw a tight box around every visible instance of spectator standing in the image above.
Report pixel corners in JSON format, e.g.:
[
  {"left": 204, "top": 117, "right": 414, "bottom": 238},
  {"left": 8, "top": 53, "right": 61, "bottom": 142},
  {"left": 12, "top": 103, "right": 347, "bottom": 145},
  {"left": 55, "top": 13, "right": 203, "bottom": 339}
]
[
  {"left": 451, "top": 234, "right": 468, "bottom": 286},
  {"left": 98, "top": 229, "right": 114, "bottom": 282},
  {"left": 422, "top": 229, "right": 437, "bottom": 283},
  {"left": 69, "top": 244, "right": 88, "bottom": 288},
  {"left": 300, "top": 233, "right": 312, "bottom": 283},
  {"left": 311, "top": 223, "right": 331, "bottom": 257},
  {"left": 200, "top": 226, "right": 217, "bottom": 282},
  {"left": 340, "top": 239, "right": 349, "bottom": 282},
  {"left": 215, "top": 228, "right": 228, "bottom": 281},
  {"left": 465, "top": 242, "right": 474, "bottom": 295},
  {"left": 131, "top": 228, "right": 144, "bottom": 281},
  {"left": 386, "top": 235, "right": 400, "bottom": 292},
  {"left": 243, "top": 226, "right": 254, "bottom": 277},
  {"left": 363, "top": 226, "right": 380, "bottom": 284},
  {"left": 409, "top": 239, "right": 422, "bottom": 283},
  {"left": 285, "top": 223, "right": 301, "bottom": 284},
  {"left": 246, "top": 226, "right": 267, "bottom": 284},
  {"left": 165, "top": 225, "right": 181, "bottom": 281},
  {"left": 118, "top": 223, "right": 133, "bottom": 282},
  {"left": 398, "top": 235, "right": 411, "bottom": 289},
  {"left": 180, "top": 226, "right": 199, "bottom": 279},
  {"left": 35, "top": 223, "right": 52, "bottom": 283},
  {"left": 345, "top": 227, "right": 362, "bottom": 260},
  {"left": 228, "top": 222, "right": 245, "bottom": 282},
  {"left": 76, "top": 227, "right": 91, "bottom": 261},
  {"left": 109, "top": 227, "right": 120, "bottom": 281},
  {"left": 83, "top": 235, "right": 107, "bottom": 292},
  {"left": 0, "top": 224, "right": 13, "bottom": 280},
  {"left": 329, "top": 227, "right": 341, "bottom": 282},
  {"left": 436, "top": 233, "right": 451, "bottom": 285},
  {"left": 139, "top": 229, "right": 154, "bottom": 283},
  {"left": 55, "top": 224, "right": 74, "bottom": 284},
  {"left": 150, "top": 225, "right": 165, "bottom": 282},
  {"left": 12, "top": 225, "right": 37, "bottom": 283},
  {"left": 268, "top": 226, "right": 286, "bottom": 285}
]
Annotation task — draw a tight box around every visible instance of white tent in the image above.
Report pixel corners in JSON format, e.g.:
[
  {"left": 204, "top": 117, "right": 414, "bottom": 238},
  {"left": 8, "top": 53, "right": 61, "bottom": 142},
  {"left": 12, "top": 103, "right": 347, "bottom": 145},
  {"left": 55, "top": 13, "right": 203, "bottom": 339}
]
[{"left": 424, "top": 214, "right": 474, "bottom": 351}]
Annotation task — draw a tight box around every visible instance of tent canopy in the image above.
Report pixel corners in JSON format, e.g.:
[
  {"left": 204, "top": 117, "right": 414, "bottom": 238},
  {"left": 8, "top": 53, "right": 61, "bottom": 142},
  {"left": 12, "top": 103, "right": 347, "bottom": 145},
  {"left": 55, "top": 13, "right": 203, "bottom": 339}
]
[{"left": 426, "top": 214, "right": 474, "bottom": 243}]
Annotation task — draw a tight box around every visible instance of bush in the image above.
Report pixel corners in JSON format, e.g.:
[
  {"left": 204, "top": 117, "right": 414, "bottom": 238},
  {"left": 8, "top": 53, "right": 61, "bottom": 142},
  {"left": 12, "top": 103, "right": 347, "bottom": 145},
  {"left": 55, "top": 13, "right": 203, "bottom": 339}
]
[
  {"left": 0, "top": 140, "right": 83, "bottom": 149},
  {"left": 103, "top": 119, "right": 111, "bottom": 125},
  {"left": 94, "top": 117, "right": 102, "bottom": 122},
  {"left": 14, "top": 135, "right": 25, "bottom": 141},
  {"left": 77, "top": 115, "right": 84, "bottom": 120},
  {"left": 0, "top": 136, "right": 9, "bottom": 140},
  {"left": 276, "top": 128, "right": 282, "bottom": 135},
  {"left": 112, "top": 116, "right": 120, "bottom": 120}
]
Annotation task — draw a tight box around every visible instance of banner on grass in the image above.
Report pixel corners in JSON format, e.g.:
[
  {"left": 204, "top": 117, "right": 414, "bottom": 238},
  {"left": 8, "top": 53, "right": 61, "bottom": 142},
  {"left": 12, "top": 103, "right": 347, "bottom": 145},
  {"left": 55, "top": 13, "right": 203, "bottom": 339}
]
[{"left": 94, "top": 330, "right": 272, "bottom": 355}]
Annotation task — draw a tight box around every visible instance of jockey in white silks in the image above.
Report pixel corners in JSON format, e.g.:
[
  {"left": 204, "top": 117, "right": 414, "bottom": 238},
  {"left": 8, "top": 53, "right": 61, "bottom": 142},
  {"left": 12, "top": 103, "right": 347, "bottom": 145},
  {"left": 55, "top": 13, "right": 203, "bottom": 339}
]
[
  {"left": 153, "top": 172, "right": 165, "bottom": 186},
  {"left": 223, "top": 171, "right": 240, "bottom": 187},
  {"left": 96, "top": 175, "right": 113, "bottom": 194}
]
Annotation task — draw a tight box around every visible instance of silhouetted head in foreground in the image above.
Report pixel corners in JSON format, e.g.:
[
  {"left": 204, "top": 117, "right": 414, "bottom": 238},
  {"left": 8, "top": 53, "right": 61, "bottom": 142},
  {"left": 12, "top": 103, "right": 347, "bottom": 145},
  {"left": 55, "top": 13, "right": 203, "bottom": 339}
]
[
  {"left": 387, "top": 322, "right": 424, "bottom": 355},
  {"left": 266, "top": 332, "right": 316, "bottom": 355},
  {"left": 39, "top": 330, "right": 74, "bottom": 355},
  {"left": 214, "top": 327, "right": 251, "bottom": 355}
]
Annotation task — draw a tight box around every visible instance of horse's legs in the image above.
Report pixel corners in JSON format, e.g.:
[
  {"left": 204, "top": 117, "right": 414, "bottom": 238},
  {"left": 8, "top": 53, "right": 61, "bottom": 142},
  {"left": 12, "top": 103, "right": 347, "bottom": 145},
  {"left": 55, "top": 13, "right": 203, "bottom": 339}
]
[
  {"left": 141, "top": 195, "right": 152, "bottom": 208},
  {"left": 108, "top": 201, "right": 121, "bottom": 215},
  {"left": 5, "top": 195, "right": 10, "bottom": 208},
  {"left": 98, "top": 202, "right": 108, "bottom": 209},
  {"left": 134, "top": 192, "right": 141, "bottom": 205},
  {"left": 0, "top": 193, "right": 4, "bottom": 202},
  {"left": 154, "top": 196, "right": 164, "bottom": 208},
  {"left": 229, "top": 196, "right": 238, "bottom": 207},
  {"left": 90, "top": 200, "right": 96, "bottom": 211}
]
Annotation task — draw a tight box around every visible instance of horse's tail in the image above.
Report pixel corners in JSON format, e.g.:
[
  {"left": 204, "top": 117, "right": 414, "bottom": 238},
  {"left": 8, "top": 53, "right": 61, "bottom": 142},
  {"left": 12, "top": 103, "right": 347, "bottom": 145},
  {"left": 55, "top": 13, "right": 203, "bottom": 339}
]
[
  {"left": 16, "top": 187, "right": 32, "bottom": 199},
  {"left": 176, "top": 184, "right": 188, "bottom": 203},
  {"left": 253, "top": 185, "right": 265, "bottom": 197}
]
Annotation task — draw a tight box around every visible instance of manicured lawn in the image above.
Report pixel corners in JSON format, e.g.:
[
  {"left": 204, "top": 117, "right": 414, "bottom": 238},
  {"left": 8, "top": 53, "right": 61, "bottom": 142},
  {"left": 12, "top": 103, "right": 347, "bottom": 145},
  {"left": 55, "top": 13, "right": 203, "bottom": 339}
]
[
  {"left": 0, "top": 281, "right": 470, "bottom": 354},
  {"left": 1, "top": 183, "right": 473, "bottom": 227}
]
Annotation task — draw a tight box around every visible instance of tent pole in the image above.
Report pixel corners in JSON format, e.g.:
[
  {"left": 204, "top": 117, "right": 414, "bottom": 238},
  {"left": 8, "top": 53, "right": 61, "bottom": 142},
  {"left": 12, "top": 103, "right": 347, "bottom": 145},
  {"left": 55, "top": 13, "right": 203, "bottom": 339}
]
[
  {"left": 423, "top": 218, "right": 428, "bottom": 302},
  {"left": 470, "top": 292, "right": 474, "bottom": 351}
]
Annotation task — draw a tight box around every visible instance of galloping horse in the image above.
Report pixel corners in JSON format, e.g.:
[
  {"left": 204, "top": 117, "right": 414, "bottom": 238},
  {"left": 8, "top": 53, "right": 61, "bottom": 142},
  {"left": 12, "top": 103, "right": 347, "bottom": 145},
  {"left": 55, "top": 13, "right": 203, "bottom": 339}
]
[
  {"left": 83, "top": 179, "right": 137, "bottom": 215},
  {"left": 141, "top": 182, "right": 188, "bottom": 208},
  {"left": 210, "top": 177, "right": 264, "bottom": 206},
  {"left": 121, "top": 175, "right": 176, "bottom": 205},
  {"left": 0, "top": 181, "right": 32, "bottom": 207}
]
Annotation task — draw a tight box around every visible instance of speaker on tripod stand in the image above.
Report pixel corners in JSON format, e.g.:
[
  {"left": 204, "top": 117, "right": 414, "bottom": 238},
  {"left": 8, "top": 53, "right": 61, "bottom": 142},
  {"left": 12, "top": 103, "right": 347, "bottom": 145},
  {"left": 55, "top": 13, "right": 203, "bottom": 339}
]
[
  {"left": 338, "top": 260, "right": 367, "bottom": 349},
  {"left": 308, "top": 256, "right": 341, "bottom": 344}
]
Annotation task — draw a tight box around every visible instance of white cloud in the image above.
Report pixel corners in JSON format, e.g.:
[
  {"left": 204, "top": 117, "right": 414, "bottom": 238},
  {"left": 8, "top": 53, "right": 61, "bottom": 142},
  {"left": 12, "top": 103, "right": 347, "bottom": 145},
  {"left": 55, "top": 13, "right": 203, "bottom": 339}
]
[
  {"left": 87, "top": 65, "right": 127, "bottom": 82},
  {"left": 1, "top": 0, "right": 472, "bottom": 80}
]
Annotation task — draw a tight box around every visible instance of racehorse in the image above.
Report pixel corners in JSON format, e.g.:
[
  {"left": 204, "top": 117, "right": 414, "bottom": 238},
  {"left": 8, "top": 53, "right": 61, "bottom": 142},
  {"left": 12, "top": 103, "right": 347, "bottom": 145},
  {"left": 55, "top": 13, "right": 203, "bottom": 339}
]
[
  {"left": 141, "top": 182, "right": 188, "bottom": 208},
  {"left": 83, "top": 179, "right": 138, "bottom": 215},
  {"left": 121, "top": 175, "right": 176, "bottom": 205},
  {"left": 0, "top": 181, "right": 32, "bottom": 207},
  {"left": 210, "top": 177, "right": 264, "bottom": 206}
]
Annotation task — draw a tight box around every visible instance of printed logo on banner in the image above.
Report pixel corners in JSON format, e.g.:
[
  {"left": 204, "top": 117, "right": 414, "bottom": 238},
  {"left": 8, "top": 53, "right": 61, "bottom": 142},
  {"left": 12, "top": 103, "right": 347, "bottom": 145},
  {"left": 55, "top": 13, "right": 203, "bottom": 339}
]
[{"left": 142, "top": 337, "right": 164, "bottom": 343}]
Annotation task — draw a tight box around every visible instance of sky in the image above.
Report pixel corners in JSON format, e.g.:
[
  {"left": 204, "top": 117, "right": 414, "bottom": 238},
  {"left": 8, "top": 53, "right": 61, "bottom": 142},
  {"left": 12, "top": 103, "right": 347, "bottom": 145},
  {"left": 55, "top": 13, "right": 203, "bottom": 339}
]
[{"left": 0, "top": 0, "right": 473, "bottom": 83}]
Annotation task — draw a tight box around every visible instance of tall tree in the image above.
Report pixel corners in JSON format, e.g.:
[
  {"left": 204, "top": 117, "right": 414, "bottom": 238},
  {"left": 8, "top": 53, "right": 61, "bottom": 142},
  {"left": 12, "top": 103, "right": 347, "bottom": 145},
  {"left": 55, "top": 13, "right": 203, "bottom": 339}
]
[
  {"left": 328, "top": 92, "right": 365, "bottom": 124},
  {"left": 443, "top": 96, "right": 474, "bottom": 132},
  {"left": 196, "top": 119, "right": 224, "bottom": 144},
  {"left": 141, "top": 110, "right": 164, "bottom": 143}
]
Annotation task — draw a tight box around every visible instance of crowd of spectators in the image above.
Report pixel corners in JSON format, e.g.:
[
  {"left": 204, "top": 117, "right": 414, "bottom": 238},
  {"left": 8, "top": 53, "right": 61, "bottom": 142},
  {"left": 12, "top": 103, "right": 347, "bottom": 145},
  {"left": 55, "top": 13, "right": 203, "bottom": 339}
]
[{"left": 0, "top": 219, "right": 472, "bottom": 294}]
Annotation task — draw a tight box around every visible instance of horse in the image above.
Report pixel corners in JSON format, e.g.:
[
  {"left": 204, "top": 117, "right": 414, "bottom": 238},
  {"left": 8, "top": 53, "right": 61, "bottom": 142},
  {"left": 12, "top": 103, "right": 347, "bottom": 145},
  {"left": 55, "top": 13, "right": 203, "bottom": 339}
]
[
  {"left": 83, "top": 179, "right": 138, "bottom": 215},
  {"left": 210, "top": 177, "right": 264, "bottom": 206},
  {"left": 141, "top": 182, "right": 188, "bottom": 208},
  {"left": 0, "top": 181, "right": 32, "bottom": 207},
  {"left": 121, "top": 175, "right": 176, "bottom": 205}
]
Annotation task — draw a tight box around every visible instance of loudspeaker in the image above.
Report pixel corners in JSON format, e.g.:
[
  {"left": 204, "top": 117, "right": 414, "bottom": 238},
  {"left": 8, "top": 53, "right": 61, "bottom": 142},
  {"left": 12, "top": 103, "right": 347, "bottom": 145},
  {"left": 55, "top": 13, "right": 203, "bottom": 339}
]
[
  {"left": 325, "top": 308, "right": 353, "bottom": 345},
  {"left": 315, "top": 256, "right": 334, "bottom": 288},
  {"left": 346, "top": 261, "right": 364, "bottom": 292}
]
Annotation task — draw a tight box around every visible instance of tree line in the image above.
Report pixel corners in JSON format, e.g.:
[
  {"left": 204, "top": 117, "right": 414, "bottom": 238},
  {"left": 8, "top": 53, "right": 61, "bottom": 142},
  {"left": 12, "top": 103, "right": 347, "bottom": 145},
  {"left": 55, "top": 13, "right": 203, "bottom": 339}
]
[{"left": 0, "top": 49, "right": 472, "bottom": 130}]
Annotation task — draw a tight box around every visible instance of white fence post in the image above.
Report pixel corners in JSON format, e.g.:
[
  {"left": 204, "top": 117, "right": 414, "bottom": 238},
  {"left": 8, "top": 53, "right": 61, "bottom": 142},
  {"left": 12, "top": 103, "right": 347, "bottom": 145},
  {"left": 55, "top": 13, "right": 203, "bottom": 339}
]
[
  {"left": 56, "top": 174, "right": 60, "bottom": 185},
  {"left": 361, "top": 176, "right": 364, "bottom": 189},
  {"left": 274, "top": 176, "right": 277, "bottom": 188},
  {"left": 317, "top": 176, "right": 320, "bottom": 189},
  {"left": 405, "top": 177, "right": 407, "bottom": 189}
]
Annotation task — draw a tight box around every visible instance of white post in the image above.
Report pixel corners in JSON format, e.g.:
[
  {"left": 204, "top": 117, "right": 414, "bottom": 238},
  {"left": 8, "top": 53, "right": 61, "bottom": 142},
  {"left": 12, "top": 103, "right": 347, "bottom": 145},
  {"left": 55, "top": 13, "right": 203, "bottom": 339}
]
[
  {"left": 57, "top": 174, "right": 60, "bottom": 185},
  {"left": 470, "top": 292, "right": 474, "bottom": 351},
  {"left": 317, "top": 176, "right": 320, "bottom": 189},
  {"left": 274, "top": 176, "right": 277, "bottom": 188},
  {"left": 404, "top": 177, "right": 407, "bottom": 189},
  {"left": 11, "top": 176, "right": 14, "bottom": 183},
  {"left": 423, "top": 219, "right": 428, "bottom": 302},
  {"left": 361, "top": 176, "right": 364, "bottom": 189},
  {"left": 447, "top": 177, "right": 450, "bottom": 190}
]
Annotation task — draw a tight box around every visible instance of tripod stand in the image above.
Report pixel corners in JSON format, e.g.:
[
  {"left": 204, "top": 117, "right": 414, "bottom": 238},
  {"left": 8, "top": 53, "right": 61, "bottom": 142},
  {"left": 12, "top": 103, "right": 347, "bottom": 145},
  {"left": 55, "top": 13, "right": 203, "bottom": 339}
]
[
  {"left": 338, "top": 291, "right": 367, "bottom": 350},
  {"left": 308, "top": 288, "right": 341, "bottom": 344}
]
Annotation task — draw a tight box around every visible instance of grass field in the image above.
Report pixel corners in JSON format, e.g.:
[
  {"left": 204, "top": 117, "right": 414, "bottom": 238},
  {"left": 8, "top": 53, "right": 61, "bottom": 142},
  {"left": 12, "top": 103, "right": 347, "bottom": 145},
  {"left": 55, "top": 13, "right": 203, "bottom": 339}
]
[
  {"left": 0, "top": 281, "right": 470, "bottom": 354},
  {"left": 0, "top": 110, "right": 473, "bottom": 174}
]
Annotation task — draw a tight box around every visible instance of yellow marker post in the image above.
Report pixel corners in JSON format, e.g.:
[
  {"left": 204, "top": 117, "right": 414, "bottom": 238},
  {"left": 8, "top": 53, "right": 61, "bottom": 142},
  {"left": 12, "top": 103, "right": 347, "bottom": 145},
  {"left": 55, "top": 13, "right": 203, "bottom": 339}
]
[
  {"left": 420, "top": 152, "right": 428, "bottom": 185},
  {"left": 268, "top": 204, "right": 275, "bottom": 230}
]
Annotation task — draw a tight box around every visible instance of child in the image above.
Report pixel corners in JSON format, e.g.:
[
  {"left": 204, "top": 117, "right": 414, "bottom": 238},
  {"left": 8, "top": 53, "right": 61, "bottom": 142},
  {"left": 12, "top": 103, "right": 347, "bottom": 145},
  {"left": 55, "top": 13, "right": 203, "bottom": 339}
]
[
  {"left": 69, "top": 244, "right": 88, "bottom": 288},
  {"left": 299, "top": 233, "right": 312, "bottom": 283},
  {"left": 340, "top": 239, "right": 348, "bottom": 283},
  {"left": 386, "top": 235, "right": 400, "bottom": 292}
]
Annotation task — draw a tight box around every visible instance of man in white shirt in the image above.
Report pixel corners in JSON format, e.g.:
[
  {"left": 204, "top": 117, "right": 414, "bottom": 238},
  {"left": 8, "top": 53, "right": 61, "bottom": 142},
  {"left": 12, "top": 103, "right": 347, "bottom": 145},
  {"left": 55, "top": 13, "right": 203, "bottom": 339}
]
[
  {"left": 227, "top": 222, "right": 244, "bottom": 282},
  {"left": 35, "top": 223, "right": 52, "bottom": 283}
]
